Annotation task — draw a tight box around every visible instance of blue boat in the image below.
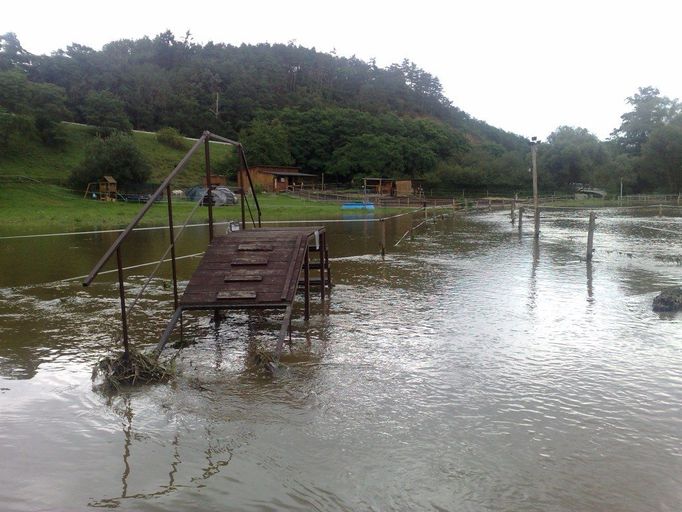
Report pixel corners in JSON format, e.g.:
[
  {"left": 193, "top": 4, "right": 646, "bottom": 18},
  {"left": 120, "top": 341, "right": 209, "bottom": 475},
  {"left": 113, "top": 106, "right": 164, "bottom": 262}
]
[{"left": 341, "top": 201, "right": 375, "bottom": 210}]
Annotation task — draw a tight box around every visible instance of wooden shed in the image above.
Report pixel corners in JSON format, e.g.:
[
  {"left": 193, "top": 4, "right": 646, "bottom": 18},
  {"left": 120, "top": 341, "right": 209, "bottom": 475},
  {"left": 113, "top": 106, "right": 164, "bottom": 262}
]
[
  {"left": 363, "top": 178, "right": 395, "bottom": 196},
  {"left": 395, "top": 180, "right": 414, "bottom": 197},
  {"left": 239, "top": 165, "right": 316, "bottom": 193},
  {"left": 99, "top": 176, "right": 117, "bottom": 201},
  {"left": 363, "top": 177, "right": 422, "bottom": 197}
]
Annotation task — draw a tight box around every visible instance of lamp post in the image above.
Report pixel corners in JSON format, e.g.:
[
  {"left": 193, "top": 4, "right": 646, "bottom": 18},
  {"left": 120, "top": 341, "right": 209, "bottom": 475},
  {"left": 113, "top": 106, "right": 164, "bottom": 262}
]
[{"left": 531, "top": 136, "right": 540, "bottom": 238}]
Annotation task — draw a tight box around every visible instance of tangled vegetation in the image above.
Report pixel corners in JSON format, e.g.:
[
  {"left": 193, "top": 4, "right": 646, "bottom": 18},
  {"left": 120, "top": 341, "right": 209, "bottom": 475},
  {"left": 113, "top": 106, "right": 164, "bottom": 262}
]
[{"left": 92, "top": 348, "right": 175, "bottom": 391}]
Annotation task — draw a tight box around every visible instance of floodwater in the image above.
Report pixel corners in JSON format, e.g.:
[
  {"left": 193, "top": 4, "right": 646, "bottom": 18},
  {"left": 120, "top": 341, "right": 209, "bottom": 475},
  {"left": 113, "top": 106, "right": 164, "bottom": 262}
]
[{"left": 1, "top": 209, "right": 682, "bottom": 511}]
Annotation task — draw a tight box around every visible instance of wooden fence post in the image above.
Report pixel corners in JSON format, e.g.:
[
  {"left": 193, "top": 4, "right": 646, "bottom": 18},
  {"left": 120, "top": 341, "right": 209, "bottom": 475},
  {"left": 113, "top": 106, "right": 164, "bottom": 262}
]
[
  {"left": 518, "top": 206, "right": 524, "bottom": 232},
  {"left": 586, "top": 211, "right": 596, "bottom": 262}
]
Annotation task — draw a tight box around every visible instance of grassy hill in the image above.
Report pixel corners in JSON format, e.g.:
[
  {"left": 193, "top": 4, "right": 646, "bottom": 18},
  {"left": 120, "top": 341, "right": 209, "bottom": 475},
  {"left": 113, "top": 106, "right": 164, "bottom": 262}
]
[{"left": 0, "top": 123, "right": 235, "bottom": 189}]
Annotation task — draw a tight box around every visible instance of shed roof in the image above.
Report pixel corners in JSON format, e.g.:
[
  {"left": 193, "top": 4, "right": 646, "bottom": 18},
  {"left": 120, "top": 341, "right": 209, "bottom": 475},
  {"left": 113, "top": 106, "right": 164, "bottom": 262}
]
[
  {"left": 261, "top": 171, "right": 316, "bottom": 177},
  {"left": 101, "top": 175, "right": 117, "bottom": 183}
]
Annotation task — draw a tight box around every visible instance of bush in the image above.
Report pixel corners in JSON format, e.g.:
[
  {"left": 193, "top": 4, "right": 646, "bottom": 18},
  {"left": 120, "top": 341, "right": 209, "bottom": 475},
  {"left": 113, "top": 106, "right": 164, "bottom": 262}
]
[
  {"left": 69, "top": 133, "right": 150, "bottom": 189},
  {"left": 156, "top": 127, "right": 187, "bottom": 150}
]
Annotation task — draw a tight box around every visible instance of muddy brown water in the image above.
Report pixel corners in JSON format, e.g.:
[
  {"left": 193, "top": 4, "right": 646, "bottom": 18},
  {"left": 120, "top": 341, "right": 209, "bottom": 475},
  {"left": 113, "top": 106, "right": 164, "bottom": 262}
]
[{"left": 1, "top": 209, "right": 682, "bottom": 511}]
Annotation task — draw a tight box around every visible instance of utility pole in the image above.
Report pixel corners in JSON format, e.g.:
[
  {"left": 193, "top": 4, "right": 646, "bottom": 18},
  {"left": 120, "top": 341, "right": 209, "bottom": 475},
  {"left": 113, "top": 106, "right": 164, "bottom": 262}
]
[{"left": 531, "top": 136, "right": 540, "bottom": 238}]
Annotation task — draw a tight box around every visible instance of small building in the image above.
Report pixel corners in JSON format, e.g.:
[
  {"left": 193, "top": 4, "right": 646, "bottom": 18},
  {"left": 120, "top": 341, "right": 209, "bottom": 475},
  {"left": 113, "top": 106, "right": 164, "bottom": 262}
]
[
  {"left": 239, "top": 165, "right": 317, "bottom": 193},
  {"left": 363, "top": 178, "right": 395, "bottom": 196},
  {"left": 363, "top": 178, "right": 421, "bottom": 197},
  {"left": 99, "top": 176, "right": 117, "bottom": 201},
  {"left": 395, "top": 180, "right": 414, "bottom": 197}
]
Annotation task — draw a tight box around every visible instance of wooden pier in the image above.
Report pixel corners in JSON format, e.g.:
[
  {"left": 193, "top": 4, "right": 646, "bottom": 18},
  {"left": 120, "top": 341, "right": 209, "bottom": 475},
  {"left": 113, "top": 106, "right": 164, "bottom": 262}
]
[
  {"left": 83, "top": 131, "right": 331, "bottom": 367},
  {"left": 156, "top": 227, "right": 330, "bottom": 356}
]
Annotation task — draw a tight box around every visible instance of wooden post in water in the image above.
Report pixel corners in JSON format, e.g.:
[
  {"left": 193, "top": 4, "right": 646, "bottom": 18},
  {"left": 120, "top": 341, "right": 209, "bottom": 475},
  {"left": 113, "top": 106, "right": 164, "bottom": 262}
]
[
  {"left": 586, "top": 211, "right": 596, "bottom": 262},
  {"left": 518, "top": 206, "right": 524, "bottom": 232},
  {"left": 380, "top": 218, "right": 386, "bottom": 258},
  {"left": 510, "top": 200, "right": 516, "bottom": 224},
  {"left": 115, "top": 247, "right": 130, "bottom": 359},
  {"left": 659, "top": 204, "right": 663, "bottom": 217}
]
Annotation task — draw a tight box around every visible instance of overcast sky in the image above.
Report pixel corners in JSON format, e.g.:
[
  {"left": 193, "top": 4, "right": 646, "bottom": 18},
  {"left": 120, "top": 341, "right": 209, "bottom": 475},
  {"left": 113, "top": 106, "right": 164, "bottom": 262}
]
[{"left": 4, "top": 0, "right": 680, "bottom": 140}]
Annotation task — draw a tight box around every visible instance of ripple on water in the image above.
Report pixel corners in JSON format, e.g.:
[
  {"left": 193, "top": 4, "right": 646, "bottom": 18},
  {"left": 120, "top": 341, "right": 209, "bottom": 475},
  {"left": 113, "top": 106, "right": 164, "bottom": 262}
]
[{"left": 1, "top": 212, "right": 682, "bottom": 511}]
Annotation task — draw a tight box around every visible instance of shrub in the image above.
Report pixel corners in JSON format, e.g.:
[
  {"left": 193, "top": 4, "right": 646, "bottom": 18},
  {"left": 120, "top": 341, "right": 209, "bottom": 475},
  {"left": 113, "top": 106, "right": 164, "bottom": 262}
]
[
  {"left": 69, "top": 133, "right": 150, "bottom": 189},
  {"left": 156, "top": 127, "right": 187, "bottom": 150}
]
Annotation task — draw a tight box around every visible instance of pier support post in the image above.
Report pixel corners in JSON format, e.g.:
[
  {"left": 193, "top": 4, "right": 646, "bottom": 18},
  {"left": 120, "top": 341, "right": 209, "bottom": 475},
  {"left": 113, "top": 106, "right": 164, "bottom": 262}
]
[
  {"left": 586, "top": 211, "right": 596, "bottom": 262},
  {"left": 320, "top": 231, "right": 326, "bottom": 301},
  {"left": 204, "top": 137, "right": 214, "bottom": 242},
  {"left": 166, "top": 186, "right": 179, "bottom": 310},
  {"left": 511, "top": 200, "right": 516, "bottom": 224},
  {"left": 380, "top": 218, "right": 386, "bottom": 258},
  {"left": 304, "top": 247, "right": 310, "bottom": 321},
  {"left": 115, "top": 247, "right": 130, "bottom": 359}
]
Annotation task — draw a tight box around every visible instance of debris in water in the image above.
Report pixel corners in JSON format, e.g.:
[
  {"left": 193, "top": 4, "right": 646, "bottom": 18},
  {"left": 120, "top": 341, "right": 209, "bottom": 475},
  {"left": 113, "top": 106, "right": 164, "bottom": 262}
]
[
  {"left": 246, "top": 344, "right": 280, "bottom": 374},
  {"left": 92, "top": 349, "right": 175, "bottom": 391}
]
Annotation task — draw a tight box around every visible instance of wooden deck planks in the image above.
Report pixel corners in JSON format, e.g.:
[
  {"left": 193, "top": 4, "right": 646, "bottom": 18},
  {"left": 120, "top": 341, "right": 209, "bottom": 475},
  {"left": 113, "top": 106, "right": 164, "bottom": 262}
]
[{"left": 180, "top": 228, "right": 323, "bottom": 307}]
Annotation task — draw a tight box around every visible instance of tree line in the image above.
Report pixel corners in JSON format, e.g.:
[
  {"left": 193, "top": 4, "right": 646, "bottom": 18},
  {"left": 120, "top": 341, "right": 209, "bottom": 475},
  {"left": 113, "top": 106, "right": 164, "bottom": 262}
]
[{"left": 1, "top": 31, "right": 680, "bottom": 195}]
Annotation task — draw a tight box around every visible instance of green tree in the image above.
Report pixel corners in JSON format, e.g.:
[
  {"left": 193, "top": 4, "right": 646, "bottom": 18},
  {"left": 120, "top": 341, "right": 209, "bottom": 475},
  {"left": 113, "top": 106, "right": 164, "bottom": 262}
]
[
  {"left": 0, "top": 32, "right": 32, "bottom": 71},
  {"left": 327, "top": 134, "right": 404, "bottom": 180},
  {"left": 611, "top": 86, "right": 680, "bottom": 155},
  {"left": 30, "top": 82, "right": 70, "bottom": 145},
  {"left": 69, "top": 133, "right": 150, "bottom": 189},
  {"left": 83, "top": 90, "right": 132, "bottom": 134},
  {"left": 640, "top": 121, "right": 682, "bottom": 192},
  {"left": 540, "top": 126, "right": 607, "bottom": 189},
  {"left": 240, "top": 119, "right": 293, "bottom": 166}
]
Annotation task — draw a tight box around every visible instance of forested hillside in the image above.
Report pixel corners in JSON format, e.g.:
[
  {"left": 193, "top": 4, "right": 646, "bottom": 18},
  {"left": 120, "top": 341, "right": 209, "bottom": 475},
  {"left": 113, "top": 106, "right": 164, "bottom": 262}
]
[{"left": 1, "top": 31, "right": 681, "bottom": 194}]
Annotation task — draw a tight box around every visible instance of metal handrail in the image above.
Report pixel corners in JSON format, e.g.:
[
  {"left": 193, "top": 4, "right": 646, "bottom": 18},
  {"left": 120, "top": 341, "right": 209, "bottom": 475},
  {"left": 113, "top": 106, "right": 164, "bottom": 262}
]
[
  {"left": 82, "top": 135, "right": 207, "bottom": 287},
  {"left": 81, "top": 130, "right": 261, "bottom": 357}
]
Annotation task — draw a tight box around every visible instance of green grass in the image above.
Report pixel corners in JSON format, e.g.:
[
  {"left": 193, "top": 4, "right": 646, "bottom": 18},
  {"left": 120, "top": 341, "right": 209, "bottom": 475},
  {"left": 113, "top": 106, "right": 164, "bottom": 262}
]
[
  {"left": 0, "top": 123, "right": 234, "bottom": 188},
  {"left": 0, "top": 184, "right": 411, "bottom": 235}
]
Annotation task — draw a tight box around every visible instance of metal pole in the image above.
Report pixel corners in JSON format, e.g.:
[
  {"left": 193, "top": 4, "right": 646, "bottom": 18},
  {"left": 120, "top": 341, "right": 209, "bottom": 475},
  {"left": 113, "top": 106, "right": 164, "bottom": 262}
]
[
  {"left": 166, "top": 186, "right": 179, "bottom": 310},
  {"left": 586, "top": 212, "right": 596, "bottom": 262},
  {"left": 240, "top": 187, "right": 246, "bottom": 230},
  {"left": 380, "top": 218, "right": 386, "bottom": 258},
  {"left": 320, "top": 231, "right": 326, "bottom": 301},
  {"left": 116, "top": 247, "right": 130, "bottom": 359},
  {"left": 204, "top": 137, "right": 214, "bottom": 242},
  {"left": 531, "top": 137, "right": 540, "bottom": 238},
  {"left": 304, "top": 247, "right": 310, "bottom": 321}
]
